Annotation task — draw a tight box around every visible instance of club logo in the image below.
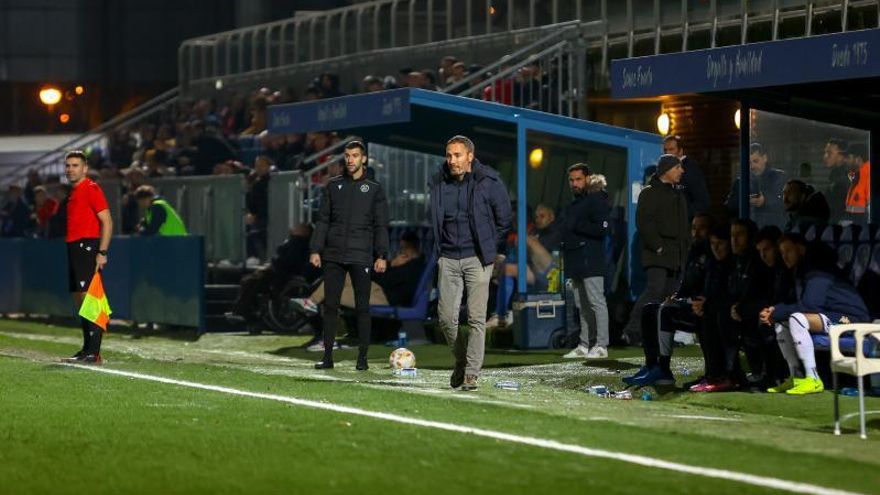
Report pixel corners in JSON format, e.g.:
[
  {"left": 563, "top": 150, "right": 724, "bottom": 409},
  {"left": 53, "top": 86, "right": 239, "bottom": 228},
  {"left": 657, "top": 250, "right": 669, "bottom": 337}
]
[
  {"left": 360, "top": 184, "right": 369, "bottom": 193},
  {"left": 337, "top": 184, "right": 343, "bottom": 190}
]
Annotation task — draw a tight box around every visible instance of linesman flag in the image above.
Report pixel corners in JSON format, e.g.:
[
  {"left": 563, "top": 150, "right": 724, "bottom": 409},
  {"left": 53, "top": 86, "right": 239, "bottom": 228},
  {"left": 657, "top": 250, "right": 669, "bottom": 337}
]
[{"left": 79, "top": 272, "right": 112, "bottom": 332}]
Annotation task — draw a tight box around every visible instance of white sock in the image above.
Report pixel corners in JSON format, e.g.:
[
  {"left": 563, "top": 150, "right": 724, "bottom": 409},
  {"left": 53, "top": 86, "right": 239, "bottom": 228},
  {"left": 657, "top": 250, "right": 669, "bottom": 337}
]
[
  {"left": 774, "top": 323, "right": 804, "bottom": 379},
  {"left": 788, "top": 314, "right": 819, "bottom": 380}
]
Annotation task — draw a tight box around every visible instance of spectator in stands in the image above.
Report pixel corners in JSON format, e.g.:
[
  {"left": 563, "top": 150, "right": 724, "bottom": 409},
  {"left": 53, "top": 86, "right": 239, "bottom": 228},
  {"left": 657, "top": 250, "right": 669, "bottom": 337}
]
[
  {"left": 24, "top": 169, "right": 42, "bottom": 206},
  {"left": 822, "top": 138, "right": 850, "bottom": 224},
  {"left": 1, "top": 184, "right": 32, "bottom": 238},
  {"left": 119, "top": 167, "right": 146, "bottom": 235},
  {"left": 782, "top": 179, "right": 830, "bottom": 232},
  {"left": 362, "top": 75, "right": 385, "bottom": 93},
  {"left": 726, "top": 143, "right": 787, "bottom": 228},
  {"left": 439, "top": 55, "right": 458, "bottom": 84},
  {"left": 622, "top": 155, "right": 690, "bottom": 345},
  {"left": 153, "top": 124, "right": 176, "bottom": 153},
  {"left": 561, "top": 165, "right": 611, "bottom": 360},
  {"left": 226, "top": 224, "right": 318, "bottom": 327},
  {"left": 844, "top": 143, "right": 870, "bottom": 226},
  {"left": 422, "top": 69, "right": 440, "bottom": 90},
  {"left": 318, "top": 73, "right": 344, "bottom": 98},
  {"left": 190, "top": 120, "right": 237, "bottom": 175},
  {"left": 109, "top": 129, "right": 137, "bottom": 166},
  {"left": 662, "top": 135, "right": 709, "bottom": 219},
  {"left": 47, "top": 184, "right": 71, "bottom": 239},
  {"left": 135, "top": 185, "right": 187, "bottom": 236},
  {"left": 31, "top": 185, "right": 59, "bottom": 238},
  {"left": 241, "top": 95, "right": 269, "bottom": 136},
  {"left": 221, "top": 93, "right": 248, "bottom": 136},
  {"left": 245, "top": 155, "right": 272, "bottom": 261},
  {"left": 143, "top": 149, "right": 172, "bottom": 178},
  {"left": 761, "top": 233, "right": 870, "bottom": 395},
  {"left": 292, "top": 231, "right": 426, "bottom": 317}
]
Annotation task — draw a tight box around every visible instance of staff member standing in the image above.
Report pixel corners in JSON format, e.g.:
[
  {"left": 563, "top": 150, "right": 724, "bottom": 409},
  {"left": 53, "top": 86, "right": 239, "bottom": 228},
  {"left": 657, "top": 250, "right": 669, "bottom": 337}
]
[
  {"left": 310, "top": 141, "right": 389, "bottom": 371},
  {"left": 430, "top": 135, "right": 511, "bottom": 391},
  {"left": 134, "top": 185, "right": 188, "bottom": 236},
  {"left": 560, "top": 164, "right": 611, "bottom": 360},
  {"left": 61, "top": 150, "right": 113, "bottom": 364}
]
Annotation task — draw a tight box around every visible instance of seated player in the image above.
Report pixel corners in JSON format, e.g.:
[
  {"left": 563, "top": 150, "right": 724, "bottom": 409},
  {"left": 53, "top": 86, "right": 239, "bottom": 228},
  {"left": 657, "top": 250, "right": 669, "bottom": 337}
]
[{"left": 759, "top": 234, "right": 870, "bottom": 395}]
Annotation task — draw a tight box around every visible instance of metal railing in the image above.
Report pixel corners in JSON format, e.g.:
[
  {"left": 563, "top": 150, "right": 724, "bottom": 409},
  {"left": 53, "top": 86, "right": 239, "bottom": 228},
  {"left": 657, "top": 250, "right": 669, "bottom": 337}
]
[
  {"left": 446, "top": 21, "right": 590, "bottom": 118},
  {"left": 179, "top": 0, "right": 880, "bottom": 91},
  {"left": 1, "top": 88, "right": 180, "bottom": 188}
]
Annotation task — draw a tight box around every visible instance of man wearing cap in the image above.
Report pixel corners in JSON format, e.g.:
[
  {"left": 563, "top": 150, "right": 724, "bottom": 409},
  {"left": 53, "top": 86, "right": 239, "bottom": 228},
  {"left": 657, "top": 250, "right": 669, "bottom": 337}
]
[{"left": 622, "top": 154, "right": 690, "bottom": 345}]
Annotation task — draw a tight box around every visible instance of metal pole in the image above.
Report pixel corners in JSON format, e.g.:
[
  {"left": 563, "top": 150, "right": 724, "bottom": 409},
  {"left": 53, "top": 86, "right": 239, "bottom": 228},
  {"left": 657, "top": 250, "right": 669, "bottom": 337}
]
[
  {"left": 806, "top": 0, "right": 813, "bottom": 37},
  {"left": 710, "top": 0, "right": 718, "bottom": 48},
  {"left": 741, "top": 0, "right": 748, "bottom": 44},
  {"left": 738, "top": 102, "right": 751, "bottom": 220},
  {"left": 309, "top": 17, "right": 317, "bottom": 61},
  {"left": 391, "top": 0, "right": 399, "bottom": 47},
  {"left": 773, "top": 0, "right": 781, "bottom": 40},
  {"left": 627, "top": 0, "right": 634, "bottom": 58},
  {"left": 251, "top": 30, "right": 258, "bottom": 72},
  {"left": 428, "top": 0, "right": 434, "bottom": 42},
  {"left": 373, "top": 3, "right": 381, "bottom": 49},
  {"left": 356, "top": 7, "right": 364, "bottom": 53},
  {"left": 339, "top": 12, "right": 347, "bottom": 56},
  {"left": 508, "top": 0, "right": 514, "bottom": 31},
  {"left": 446, "top": 0, "right": 453, "bottom": 40},
  {"left": 517, "top": 122, "right": 528, "bottom": 295},
  {"left": 530, "top": 0, "right": 536, "bottom": 27},
  {"left": 486, "top": 0, "right": 492, "bottom": 34},
  {"left": 466, "top": 0, "right": 472, "bottom": 37},
  {"left": 681, "top": 0, "right": 688, "bottom": 51},
  {"left": 842, "top": 0, "right": 850, "bottom": 32},
  {"left": 409, "top": 0, "right": 416, "bottom": 45},
  {"left": 325, "top": 14, "right": 332, "bottom": 58},
  {"left": 552, "top": 0, "right": 559, "bottom": 24},
  {"left": 654, "top": 0, "right": 661, "bottom": 54},
  {"left": 265, "top": 26, "right": 273, "bottom": 69}
]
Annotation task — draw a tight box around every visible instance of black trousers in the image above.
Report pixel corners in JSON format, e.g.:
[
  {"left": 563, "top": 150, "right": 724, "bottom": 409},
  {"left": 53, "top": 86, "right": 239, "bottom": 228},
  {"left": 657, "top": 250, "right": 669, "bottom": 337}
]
[
  {"left": 739, "top": 319, "right": 789, "bottom": 383},
  {"left": 640, "top": 302, "right": 702, "bottom": 370},
  {"left": 702, "top": 309, "right": 742, "bottom": 380},
  {"left": 322, "top": 261, "right": 372, "bottom": 359}
]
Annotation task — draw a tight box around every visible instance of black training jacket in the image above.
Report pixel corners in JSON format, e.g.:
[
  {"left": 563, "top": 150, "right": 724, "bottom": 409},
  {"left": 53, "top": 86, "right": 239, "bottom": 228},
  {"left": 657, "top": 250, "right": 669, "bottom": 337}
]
[{"left": 310, "top": 174, "right": 390, "bottom": 266}]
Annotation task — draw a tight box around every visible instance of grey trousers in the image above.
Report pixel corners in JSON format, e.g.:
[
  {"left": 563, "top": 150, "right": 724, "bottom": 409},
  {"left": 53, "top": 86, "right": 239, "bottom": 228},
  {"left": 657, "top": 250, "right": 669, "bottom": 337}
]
[
  {"left": 437, "top": 256, "right": 493, "bottom": 376},
  {"left": 572, "top": 276, "right": 609, "bottom": 347}
]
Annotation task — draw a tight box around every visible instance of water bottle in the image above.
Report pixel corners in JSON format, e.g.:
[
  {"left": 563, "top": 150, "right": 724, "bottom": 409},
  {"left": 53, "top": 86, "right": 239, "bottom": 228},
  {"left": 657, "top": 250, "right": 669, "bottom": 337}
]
[
  {"left": 641, "top": 390, "right": 654, "bottom": 401},
  {"left": 397, "top": 331, "right": 408, "bottom": 347},
  {"left": 495, "top": 380, "right": 521, "bottom": 391}
]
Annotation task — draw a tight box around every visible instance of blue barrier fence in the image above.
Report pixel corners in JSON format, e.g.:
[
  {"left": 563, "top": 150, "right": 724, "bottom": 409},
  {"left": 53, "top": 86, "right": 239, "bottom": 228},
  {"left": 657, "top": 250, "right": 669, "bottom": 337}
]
[{"left": 0, "top": 236, "right": 205, "bottom": 329}]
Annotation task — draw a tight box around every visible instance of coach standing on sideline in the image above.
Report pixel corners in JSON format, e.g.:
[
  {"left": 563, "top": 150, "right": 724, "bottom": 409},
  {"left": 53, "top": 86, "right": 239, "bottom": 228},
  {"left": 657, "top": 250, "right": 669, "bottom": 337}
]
[
  {"left": 310, "top": 140, "right": 389, "bottom": 371},
  {"left": 430, "top": 135, "right": 512, "bottom": 391},
  {"left": 61, "top": 150, "right": 113, "bottom": 364}
]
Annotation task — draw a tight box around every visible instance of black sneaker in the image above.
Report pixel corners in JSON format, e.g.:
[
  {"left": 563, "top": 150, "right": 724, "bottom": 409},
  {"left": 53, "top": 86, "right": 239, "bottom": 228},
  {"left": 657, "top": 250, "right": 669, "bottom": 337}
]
[
  {"left": 79, "top": 354, "right": 103, "bottom": 365},
  {"left": 314, "top": 361, "right": 334, "bottom": 369},
  {"left": 355, "top": 356, "right": 369, "bottom": 371},
  {"left": 450, "top": 365, "right": 465, "bottom": 389},
  {"left": 61, "top": 351, "right": 85, "bottom": 363},
  {"left": 460, "top": 374, "right": 478, "bottom": 391}
]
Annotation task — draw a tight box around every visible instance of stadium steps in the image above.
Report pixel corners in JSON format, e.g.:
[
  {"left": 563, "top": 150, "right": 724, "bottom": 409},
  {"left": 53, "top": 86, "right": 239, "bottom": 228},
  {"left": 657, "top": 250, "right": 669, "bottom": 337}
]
[{"left": 205, "top": 284, "right": 244, "bottom": 332}]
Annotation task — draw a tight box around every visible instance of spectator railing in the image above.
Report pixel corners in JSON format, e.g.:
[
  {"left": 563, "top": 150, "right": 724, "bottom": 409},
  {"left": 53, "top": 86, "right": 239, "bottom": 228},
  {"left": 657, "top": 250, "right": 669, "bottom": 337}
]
[
  {"left": 0, "top": 87, "right": 180, "bottom": 188},
  {"left": 444, "top": 20, "right": 590, "bottom": 118},
  {"left": 179, "top": 0, "right": 880, "bottom": 92}
]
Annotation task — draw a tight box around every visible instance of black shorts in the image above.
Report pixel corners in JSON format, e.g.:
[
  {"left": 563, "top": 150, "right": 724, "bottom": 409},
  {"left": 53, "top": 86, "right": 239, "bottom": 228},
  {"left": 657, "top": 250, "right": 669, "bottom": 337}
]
[{"left": 67, "top": 239, "right": 99, "bottom": 292}]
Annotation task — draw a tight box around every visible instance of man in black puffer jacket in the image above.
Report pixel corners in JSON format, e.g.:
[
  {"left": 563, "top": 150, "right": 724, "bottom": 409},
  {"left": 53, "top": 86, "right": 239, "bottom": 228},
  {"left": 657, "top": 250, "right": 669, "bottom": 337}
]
[
  {"left": 560, "top": 164, "right": 611, "bottom": 360},
  {"left": 310, "top": 140, "right": 390, "bottom": 371}
]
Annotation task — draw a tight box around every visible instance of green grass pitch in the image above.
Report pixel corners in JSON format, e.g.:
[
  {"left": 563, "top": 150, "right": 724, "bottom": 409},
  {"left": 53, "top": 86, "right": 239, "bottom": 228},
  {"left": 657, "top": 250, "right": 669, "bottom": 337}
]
[{"left": 1, "top": 319, "right": 878, "bottom": 495}]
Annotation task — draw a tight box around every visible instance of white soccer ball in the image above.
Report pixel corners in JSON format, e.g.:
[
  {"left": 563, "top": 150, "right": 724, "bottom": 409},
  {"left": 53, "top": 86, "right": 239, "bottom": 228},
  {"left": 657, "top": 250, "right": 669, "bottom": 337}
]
[{"left": 389, "top": 347, "right": 416, "bottom": 370}]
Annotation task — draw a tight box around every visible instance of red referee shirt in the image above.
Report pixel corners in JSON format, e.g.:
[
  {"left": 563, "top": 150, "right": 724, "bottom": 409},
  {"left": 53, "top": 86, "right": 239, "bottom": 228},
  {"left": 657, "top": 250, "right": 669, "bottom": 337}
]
[{"left": 66, "top": 178, "right": 109, "bottom": 242}]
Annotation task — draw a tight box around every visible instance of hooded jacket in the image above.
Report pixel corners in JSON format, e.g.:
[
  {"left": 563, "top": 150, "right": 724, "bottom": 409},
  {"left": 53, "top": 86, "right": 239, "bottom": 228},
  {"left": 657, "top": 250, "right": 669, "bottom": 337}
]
[
  {"left": 561, "top": 174, "right": 611, "bottom": 279},
  {"left": 429, "top": 159, "right": 512, "bottom": 265}
]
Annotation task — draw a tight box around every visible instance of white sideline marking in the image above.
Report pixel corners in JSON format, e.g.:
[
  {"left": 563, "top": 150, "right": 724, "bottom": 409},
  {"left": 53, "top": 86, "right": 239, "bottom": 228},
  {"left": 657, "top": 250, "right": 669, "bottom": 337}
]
[{"left": 61, "top": 364, "right": 862, "bottom": 495}]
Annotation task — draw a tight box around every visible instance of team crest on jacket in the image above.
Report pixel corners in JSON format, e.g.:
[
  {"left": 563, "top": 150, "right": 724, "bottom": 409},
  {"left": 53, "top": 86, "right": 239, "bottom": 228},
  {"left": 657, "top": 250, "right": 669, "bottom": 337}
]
[{"left": 360, "top": 184, "right": 370, "bottom": 193}]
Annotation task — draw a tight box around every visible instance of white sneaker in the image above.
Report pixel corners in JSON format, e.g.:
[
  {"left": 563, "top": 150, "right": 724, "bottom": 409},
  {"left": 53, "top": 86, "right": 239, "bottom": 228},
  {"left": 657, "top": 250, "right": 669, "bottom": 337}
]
[
  {"left": 586, "top": 345, "right": 608, "bottom": 359},
  {"left": 486, "top": 314, "right": 501, "bottom": 329},
  {"left": 562, "top": 344, "right": 590, "bottom": 359}
]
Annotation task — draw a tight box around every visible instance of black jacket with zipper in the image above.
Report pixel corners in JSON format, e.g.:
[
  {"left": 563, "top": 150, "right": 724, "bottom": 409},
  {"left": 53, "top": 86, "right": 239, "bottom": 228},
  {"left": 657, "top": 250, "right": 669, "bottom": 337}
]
[{"left": 310, "top": 174, "right": 390, "bottom": 266}]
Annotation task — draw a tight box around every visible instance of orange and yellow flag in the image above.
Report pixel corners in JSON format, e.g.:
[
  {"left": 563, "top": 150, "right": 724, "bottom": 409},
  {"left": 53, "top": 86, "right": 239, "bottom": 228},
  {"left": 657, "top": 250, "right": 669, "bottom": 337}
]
[{"left": 78, "top": 273, "right": 112, "bottom": 332}]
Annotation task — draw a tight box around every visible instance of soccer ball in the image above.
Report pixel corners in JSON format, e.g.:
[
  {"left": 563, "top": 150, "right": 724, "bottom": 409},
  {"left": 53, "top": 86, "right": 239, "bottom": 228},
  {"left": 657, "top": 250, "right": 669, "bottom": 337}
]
[{"left": 389, "top": 347, "right": 416, "bottom": 370}]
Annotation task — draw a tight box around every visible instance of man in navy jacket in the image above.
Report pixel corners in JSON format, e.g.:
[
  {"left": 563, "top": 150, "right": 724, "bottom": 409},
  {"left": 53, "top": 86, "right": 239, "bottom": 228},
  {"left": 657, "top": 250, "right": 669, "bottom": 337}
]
[
  {"left": 429, "top": 135, "right": 512, "bottom": 391},
  {"left": 759, "top": 234, "right": 869, "bottom": 395}
]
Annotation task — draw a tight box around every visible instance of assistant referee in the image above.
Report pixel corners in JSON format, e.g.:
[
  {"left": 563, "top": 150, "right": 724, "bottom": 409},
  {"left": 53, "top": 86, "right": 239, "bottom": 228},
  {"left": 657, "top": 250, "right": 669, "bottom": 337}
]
[{"left": 61, "top": 150, "right": 113, "bottom": 364}]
